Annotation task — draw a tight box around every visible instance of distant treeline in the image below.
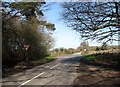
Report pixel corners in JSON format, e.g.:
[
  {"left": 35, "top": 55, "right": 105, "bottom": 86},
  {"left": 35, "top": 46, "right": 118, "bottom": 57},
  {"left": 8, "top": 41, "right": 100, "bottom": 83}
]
[{"left": 51, "top": 43, "right": 119, "bottom": 56}]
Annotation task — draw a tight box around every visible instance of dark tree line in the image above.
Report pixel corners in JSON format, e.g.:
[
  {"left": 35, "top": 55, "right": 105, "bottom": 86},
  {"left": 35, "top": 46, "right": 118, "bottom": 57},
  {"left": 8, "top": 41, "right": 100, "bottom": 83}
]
[{"left": 2, "top": 1, "right": 55, "bottom": 68}]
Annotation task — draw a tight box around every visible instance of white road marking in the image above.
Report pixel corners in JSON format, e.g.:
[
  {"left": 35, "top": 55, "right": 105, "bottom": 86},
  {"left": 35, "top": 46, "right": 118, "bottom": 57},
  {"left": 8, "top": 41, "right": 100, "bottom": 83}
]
[
  {"left": 50, "top": 63, "right": 60, "bottom": 69},
  {"left": 18, "top": 63, "right": 60, "bottom": 87},
  {"left": 18, "top": 72, "right": 45, "bottom": 87}
]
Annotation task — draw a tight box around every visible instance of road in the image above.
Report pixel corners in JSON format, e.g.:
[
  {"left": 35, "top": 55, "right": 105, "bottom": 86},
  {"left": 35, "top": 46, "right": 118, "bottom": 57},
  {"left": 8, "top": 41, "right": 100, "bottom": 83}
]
[{"left": 2, "top": 55, "right": 81, "bottom": 86}]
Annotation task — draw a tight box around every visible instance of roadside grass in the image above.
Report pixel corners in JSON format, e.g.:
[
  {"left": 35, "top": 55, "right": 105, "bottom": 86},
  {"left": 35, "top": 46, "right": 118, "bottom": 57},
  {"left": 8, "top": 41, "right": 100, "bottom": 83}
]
[
  {"left": 84, "top": 54, "right": 96, "bottom": 61},
  {"left": 31, "top": 56, "right": 56, "bottom": 65},
  {"left": 52, "top": 53, "right": 72, "bottom": 57},
  {"left": 81, "top": 53, "right": 120, "bottom": 71},
  {"left": 2, "top": 56, "right": 56, "bottom": 78},
  {"left": 45, "top": 56, "right": 56, "bottom": 61}
]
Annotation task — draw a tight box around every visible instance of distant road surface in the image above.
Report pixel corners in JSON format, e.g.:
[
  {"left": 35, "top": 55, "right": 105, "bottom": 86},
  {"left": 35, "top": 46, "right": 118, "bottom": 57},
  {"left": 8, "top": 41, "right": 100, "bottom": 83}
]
[{"left": 2, "top": 55, "right": 81, "bottom": 86}]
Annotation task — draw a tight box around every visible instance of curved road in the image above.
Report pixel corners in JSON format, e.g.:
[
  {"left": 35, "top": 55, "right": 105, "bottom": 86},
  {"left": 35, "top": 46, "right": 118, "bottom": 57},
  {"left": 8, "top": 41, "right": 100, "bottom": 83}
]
[{"left": 2, "top": 55, "right": 81, "bottom": 86}]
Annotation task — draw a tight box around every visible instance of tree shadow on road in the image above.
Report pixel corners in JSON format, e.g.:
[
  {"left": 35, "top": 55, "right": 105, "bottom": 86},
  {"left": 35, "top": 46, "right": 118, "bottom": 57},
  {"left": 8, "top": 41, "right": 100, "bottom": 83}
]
[{"left": 60, "top": 56, "right": 82, "bottom": 64}]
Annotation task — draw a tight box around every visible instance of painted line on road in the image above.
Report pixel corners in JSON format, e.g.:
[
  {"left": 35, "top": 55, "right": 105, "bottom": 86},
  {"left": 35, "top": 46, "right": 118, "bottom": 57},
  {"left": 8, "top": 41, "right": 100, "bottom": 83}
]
[
  {"left": 18, "top": 63, "right": 60, "bottom": 87},
  {"left": 18, "top": 72, "right": 45, "bottom": 87},
  {"left": 50, "top": 63, "right": 60, "bottom": 69}
]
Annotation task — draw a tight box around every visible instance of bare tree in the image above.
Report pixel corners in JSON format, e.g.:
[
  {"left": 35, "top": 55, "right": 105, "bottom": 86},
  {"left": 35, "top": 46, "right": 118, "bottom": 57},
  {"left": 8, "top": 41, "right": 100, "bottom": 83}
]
[{"left": 61, "top": 2, "right": 120, "bottom": 44}]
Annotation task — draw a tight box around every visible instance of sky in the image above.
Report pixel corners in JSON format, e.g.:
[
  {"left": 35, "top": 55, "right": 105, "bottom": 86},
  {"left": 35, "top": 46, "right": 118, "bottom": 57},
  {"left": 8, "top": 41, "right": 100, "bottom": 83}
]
[
  {"left": 44, "top": 2, "right": 102, "bottom": 49},
  {"left": 44, "top": 3, "right": 81, "bottom": 49},
  {"left": 2, "top": 1, "right": 118, "bottom": 48},
  {"left": 1, "top": 0, "right": 101, "bottom": 49}
]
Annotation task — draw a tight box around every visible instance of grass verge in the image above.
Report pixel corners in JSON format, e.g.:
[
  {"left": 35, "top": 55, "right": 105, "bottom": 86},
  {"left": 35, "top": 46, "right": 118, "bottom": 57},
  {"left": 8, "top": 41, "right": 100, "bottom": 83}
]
[
  {"left": 31, "top": 56, "right": 56, "bottom": 65},
  {"left": 84, "top": 54, "right": 96, "bottom": 61},
  {"left": 3, "top": 56, "right": 56, "bottom": 78},
  {"left": 81, "top": 53, "right": 120, "bottom": 71}
]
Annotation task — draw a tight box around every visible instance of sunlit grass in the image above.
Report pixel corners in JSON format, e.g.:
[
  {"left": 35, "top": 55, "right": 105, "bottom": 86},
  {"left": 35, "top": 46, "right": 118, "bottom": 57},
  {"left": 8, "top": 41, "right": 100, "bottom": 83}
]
[
  {"left": 31, "top": 56, "right": 56, "bottom": 65},
  {"left": 44, "top": 56, "right": 56, "bottom": 61},
  {"left": 84, "top": 54, "right": 96, "bottom": 61}
]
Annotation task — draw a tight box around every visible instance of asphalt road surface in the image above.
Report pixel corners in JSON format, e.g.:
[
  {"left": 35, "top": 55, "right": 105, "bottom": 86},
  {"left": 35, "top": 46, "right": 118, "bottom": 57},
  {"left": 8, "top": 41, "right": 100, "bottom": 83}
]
[{"left": 2, "top": 55, "right": 81, "bottom": 86}]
